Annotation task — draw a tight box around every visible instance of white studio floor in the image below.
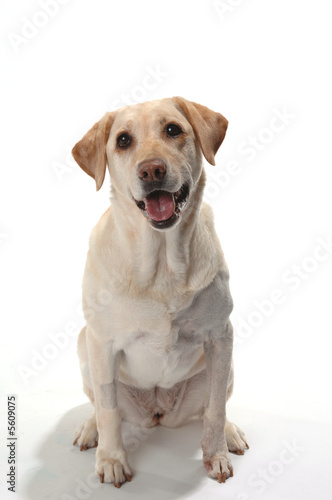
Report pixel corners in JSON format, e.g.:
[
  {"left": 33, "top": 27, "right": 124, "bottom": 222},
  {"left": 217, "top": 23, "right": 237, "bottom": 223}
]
[{"left": 1, "top": 375, "right": 331, "bottom": 500}]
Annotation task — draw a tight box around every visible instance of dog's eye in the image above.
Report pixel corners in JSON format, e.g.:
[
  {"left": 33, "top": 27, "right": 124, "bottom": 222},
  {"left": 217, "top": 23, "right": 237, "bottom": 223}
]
[
  {"left": 166, "top": 123, "right": 183, "bottom": 137},
  {"left": 117, "top": 133, "right": 132, "bottom": 148}
]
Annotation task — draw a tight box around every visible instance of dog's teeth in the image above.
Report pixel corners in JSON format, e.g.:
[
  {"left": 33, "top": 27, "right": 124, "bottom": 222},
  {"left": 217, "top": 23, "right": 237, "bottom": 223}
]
[{"left": 174, "top": 190, "right": 181, "bottom": 203}]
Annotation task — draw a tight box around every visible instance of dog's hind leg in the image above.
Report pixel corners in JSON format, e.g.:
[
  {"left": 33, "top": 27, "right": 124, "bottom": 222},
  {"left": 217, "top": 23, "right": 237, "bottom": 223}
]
[
  {"left": 73, "top": 326, "right": 99, "bottom": 451},
  {"left": 73, "top": 407, "right": 98, "bottom": 451},
  {"left": 225, "top": 419, "right": 249, "bottom": 455},
  {"left": 158, "top": 362, "right": 234, "bottom": 429}
]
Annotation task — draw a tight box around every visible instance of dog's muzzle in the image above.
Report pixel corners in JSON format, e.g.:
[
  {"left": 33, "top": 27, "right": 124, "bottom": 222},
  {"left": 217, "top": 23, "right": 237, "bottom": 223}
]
[{"left": 134, "top": 158, "right": 190, "bottom": 230}]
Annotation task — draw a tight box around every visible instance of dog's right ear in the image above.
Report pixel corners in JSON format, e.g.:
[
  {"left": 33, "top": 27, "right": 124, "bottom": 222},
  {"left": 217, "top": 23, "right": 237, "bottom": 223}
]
[{"left": 72, "top": 112, "right": 114, "bottom": 191}]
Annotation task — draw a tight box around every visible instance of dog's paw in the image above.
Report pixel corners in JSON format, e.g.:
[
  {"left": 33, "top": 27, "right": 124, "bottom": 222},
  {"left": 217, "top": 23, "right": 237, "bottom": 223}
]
[
  {"left": 95, "top": 450, "right": 132, "bottom": 488},
  {"left": 203, "top": 452, "right": 233, "bottom": 483},
  {"left": 73, "top": 415, "right": 98, "bottom": 451},
  {"left": 225, "top": 420, "right": 249, "bottom": 455}
]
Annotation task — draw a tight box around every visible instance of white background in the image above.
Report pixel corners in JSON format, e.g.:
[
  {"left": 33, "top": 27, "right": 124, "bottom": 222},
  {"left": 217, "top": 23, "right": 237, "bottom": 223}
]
[{"left": 1, "top": 0, "right": 332, "bottom": 499}]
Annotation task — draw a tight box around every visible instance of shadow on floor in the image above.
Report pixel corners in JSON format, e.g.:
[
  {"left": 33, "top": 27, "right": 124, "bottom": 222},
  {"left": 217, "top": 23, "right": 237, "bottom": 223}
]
[{"left": 22, "top": 403, "right": 206, "bottom": 500}]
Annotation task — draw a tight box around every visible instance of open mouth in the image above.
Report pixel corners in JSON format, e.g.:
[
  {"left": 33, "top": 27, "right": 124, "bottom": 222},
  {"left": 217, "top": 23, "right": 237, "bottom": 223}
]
[{"left": 135, "top": 184, "right": 189, "bottom": 229}]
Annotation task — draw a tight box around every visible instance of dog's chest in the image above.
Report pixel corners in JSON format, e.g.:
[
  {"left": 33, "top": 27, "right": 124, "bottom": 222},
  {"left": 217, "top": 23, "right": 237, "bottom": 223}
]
[
  {"left": 111, "top": 286, "right": 194, "bottom": 348},
  {"left": 115, "top": 272, "right": 228, "bottom": 388}
]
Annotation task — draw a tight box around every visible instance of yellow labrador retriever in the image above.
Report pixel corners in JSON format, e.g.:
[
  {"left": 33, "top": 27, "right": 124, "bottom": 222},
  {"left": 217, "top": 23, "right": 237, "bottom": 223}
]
[{"left": 72, "top": 97, "right": 248, "bottom": 487}]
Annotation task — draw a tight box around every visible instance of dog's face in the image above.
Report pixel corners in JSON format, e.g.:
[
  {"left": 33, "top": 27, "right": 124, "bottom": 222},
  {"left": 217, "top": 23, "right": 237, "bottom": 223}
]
[
  {"left": 72, "top": 97, "right": 228, "bottom": 231},
  {"left": 107, "top": 99, "right": 200, "bottom": 230}
]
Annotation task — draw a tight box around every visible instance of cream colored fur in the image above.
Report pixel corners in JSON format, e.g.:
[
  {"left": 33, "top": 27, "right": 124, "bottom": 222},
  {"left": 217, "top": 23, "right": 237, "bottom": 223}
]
[{"left": 72, "top": 97, "right": 248, "bottom": 487}]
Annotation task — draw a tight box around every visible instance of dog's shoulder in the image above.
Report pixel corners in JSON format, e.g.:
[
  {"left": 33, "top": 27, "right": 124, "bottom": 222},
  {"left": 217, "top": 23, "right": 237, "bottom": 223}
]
[
  {"left": 186, "top": 202, "right": 228, "bottom": 290},
  {"left": 87, "top": 206, "right": 113, "bottom": 252}
]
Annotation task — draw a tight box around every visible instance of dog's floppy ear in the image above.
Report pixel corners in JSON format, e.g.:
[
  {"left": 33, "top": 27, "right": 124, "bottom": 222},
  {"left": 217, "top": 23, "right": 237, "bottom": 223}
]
[
  {"left": 172, "top": 97, "right": 228, "bottom": 166},
  {"left": 72, "top": 112, "right": 114, "bottom": 190}
]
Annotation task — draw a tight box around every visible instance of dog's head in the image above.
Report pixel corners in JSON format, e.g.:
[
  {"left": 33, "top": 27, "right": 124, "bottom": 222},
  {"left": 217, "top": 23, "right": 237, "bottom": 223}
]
[{"left": 72, "top": 97, "right": 228, "bottom": 231}]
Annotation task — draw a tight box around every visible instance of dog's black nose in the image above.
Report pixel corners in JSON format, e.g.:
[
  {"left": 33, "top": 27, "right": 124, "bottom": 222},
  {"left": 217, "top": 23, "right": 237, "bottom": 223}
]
[{"left": 138, "top": 159, "right": 166, "bottom": 182}]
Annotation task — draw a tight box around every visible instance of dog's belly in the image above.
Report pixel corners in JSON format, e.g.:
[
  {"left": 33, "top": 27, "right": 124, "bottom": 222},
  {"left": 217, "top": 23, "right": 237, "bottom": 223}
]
[{"left": 119, "top": 336, "right": 205, "bottom": 389}]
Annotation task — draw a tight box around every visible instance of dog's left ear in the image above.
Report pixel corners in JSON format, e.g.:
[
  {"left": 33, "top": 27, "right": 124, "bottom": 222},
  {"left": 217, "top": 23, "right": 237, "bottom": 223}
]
[
  {"left": 172, "top": 97, "right": 228, "bottom": 165},
  {"left": 72, "top": 112, "right": 114, "bottom": 190}
]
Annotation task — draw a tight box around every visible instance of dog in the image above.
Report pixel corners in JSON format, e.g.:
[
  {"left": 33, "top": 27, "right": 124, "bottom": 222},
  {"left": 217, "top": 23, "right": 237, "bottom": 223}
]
[{"left": 72, "top": 97, "right": 248, "bottom": 488}]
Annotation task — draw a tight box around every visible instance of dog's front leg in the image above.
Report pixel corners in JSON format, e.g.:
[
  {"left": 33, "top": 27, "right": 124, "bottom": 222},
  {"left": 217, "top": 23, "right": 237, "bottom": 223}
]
[
  {"left": 86, "top": 327, "right": 132, "bottom": 487},
  {"left": 201, "top": 321, "right": 234, "bottom": 483}
]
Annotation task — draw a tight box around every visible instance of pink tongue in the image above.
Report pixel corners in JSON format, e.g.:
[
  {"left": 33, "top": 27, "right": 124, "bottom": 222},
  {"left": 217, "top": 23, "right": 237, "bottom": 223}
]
[{"left": 145, "top": 192, "right": 175, "bottom": 221}]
